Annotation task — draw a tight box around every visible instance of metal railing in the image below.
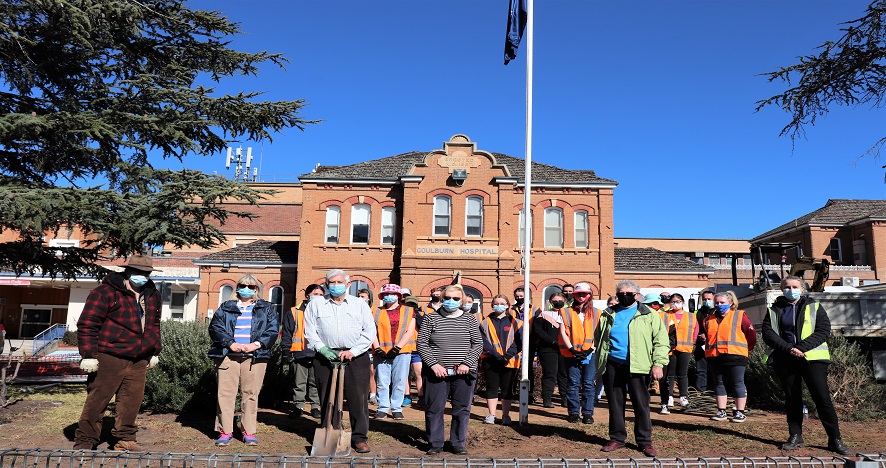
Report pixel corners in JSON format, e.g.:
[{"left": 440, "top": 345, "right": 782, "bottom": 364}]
[
  {"left": 0, "top": 450, "right": 883, "bottom": 468},
  {"left": 708, "top": 264, "right": 873, "bottom": 271},
  {"left": 31, "top": 324, "right": 68, "bottom": 356}
]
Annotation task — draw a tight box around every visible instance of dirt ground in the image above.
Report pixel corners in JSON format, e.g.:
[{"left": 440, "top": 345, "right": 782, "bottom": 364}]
[{"left": 1, "top": 386, "right": 885, "bottom": 458}]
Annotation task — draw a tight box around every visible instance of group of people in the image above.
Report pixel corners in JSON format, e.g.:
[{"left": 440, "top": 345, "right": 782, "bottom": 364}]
[{"left": 71, "top": 257, "right": 850, "bottom": 457}]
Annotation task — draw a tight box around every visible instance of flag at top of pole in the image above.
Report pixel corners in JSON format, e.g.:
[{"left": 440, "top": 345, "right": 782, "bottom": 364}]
[{"left": 504, "top": 0, "right": 527, "bottom": 65}]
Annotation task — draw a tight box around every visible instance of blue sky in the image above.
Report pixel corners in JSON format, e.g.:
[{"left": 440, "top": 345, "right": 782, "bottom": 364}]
[{"left": 182, "top": 0, "right": 884, "bottom": 240}]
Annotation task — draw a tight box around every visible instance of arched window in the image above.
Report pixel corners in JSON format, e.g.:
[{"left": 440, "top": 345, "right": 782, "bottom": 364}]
[
  {"left": 542, "top": 284, "right": 564, "bottom": 309},
  {"left": 465, "top": 196, "right": 483, "bottom": 237},
  {"left": 325, "top": 206, "right": 340, "bottom": 244},
  {"left": 463, "top": 285, "right": 483, "bottom": 317},
  {"left": 544, "top": 208, "right": 563, "bottom": 248},
  {"left": 433, "top": 195, "right": 451, "bottom": 236},
  {"left": 348, "top": 280, "right": 369, "bottom": 298},
  {"left": 518, "top": 209, "right": 534, "bottom": 248},
  {"left": 351, "top": 204, "right": 370, "bottom": 244},
  {"left": 269, "top": 285, "right": 284, "bottom": 319},
  {"left": 381, "top": 206, "right": 396, "bottom": 245},
  {"left": 574, "top": 210, "right": 589, "bottom": 249},
  {"left": 219, "top": 284, "right": 234, "bottom": 306}
]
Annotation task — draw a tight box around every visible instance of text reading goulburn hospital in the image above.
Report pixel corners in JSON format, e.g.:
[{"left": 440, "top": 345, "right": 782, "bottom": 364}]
[{"left": 415, "top": 245, "right": 499, "bottom": 257}]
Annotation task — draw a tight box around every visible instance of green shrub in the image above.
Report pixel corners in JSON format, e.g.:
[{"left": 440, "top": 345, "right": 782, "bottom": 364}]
[
  {"left": 143, "top": 320, "right": 215, "bottom": 413},
  {"left": 62, "top": 330, "right": 77, "bottom": 347},
  {"left": 258, "top": 339, "right": 290, "bottom": 408}
]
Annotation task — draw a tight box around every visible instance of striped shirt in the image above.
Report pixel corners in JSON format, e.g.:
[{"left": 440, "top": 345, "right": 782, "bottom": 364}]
[
  {"left": 234, "top": 302, "right": 255, "bottom": 345},
  {"left": 417, "top": 310, "right": 483, "bottom": 371}
]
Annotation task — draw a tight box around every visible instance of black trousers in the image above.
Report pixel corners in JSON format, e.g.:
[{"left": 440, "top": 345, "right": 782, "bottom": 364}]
[
  {"left": 314, "top": 352, "right": 370, "bottom": 444},
  {"left": 537, "top": 347, "right": 568, "bottom": 400},
  {"left": 423, "top": 367, "right": 477, "bottom": 449},
  {"left": 603, "top": 360, "right": 653, "bottom": 446},
  {"left": 482, "top": 358, "right": 517, "bottom": 399},
  {"left": 666, "top": 351, "right": 692, "bottom": 398},
  {"left": 774, "top": 359, "right": 841, "bottom": 440}
]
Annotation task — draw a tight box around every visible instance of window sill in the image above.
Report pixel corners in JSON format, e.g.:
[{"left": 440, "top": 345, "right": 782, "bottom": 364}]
[
  {"left": 515, "top": 248, "right": 599, "bottom": 254},
  {"left": 317, "top": 244, "right": 396, "bottom": 251},
  {"left": 417, "top": 236, "right": 501, "bottom": 243}
]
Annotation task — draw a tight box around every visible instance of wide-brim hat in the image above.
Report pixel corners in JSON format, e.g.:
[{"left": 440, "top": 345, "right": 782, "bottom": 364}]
[
  {"left": 124, "top": 255, "right": 159, "bottom": 272},
  {"left": 378, "top": 283, "right": 402, "bottom": 299},
  {"left": 573, "top": 282, "right": 593, "bottom": 294},
  {"left": 642, "top": 293, "right": 662, "bottom": 304}
]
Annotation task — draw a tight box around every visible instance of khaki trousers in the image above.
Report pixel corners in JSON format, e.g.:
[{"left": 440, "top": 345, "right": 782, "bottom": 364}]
[
  {"left": 73, "top": 353, "right": 148, "bottom": 449},
  {"left": 215, "top": 355, "right": 268, "bottom": 435}
]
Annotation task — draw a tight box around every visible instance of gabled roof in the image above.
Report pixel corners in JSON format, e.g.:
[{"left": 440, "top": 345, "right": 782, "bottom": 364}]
[
  {"left": 615, "top": 247, "right": 715, "bottom": 272},
  {"left": 299, "top": 151, "right": 617, "bottom": 185},
  {"left": 194, "top": 240, "right": 299, "bottom": 264},
  {"left": 752, "top": 199, "right": 886, "bottom": 241}
]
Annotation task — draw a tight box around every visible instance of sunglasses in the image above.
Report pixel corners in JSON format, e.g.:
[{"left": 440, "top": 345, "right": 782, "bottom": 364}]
[
  {"left": 442, "top": 295, "right": 462, "bottom": 301},
  {"left": 237, "top": 284, "right": 259, "bottom": 290}
]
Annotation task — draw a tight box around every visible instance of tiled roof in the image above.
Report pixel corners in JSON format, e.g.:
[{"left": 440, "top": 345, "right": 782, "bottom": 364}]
[
  {"left": 615, "top": 247, "right": 715, "bottom": 272},
  {"left": 299, "top": 151, "right": 617, "bottom": 185},
  {"left": 195, "top": 240, "right": 299, "bottom": 264},
  {"left": 752, "top": 199, "right": 886, "bottom": 241},
  {"left": 207, "top": 204, "right": 301, "bottom": 235}
]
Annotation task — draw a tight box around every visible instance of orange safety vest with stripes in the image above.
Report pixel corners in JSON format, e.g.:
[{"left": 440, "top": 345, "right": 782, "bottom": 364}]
[
  {"left": 374, "top": 305, "right": 417, "bottom": 353},
  {"left": 672, "top": 311, "right": 697, "bottom": 353},
  {"left": 558, "top": 305, "right": 600, "bottom": 357},
  {"left": 704, "top": 309, "right": 749, "bottom": 358},
  {"left": 288, "top": 307, "right": 307, "bottom": 352},
  {"left": 480, "top": 315, "right": 523, "bottom": 369}
]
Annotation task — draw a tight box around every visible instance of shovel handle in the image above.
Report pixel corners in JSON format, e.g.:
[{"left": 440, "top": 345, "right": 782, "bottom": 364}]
[
  {"left": 334, "top": 361, "right": 347, "bottom": 429},
  {"left": 323, "top": 362, "right": 340, "bottom": 429}
]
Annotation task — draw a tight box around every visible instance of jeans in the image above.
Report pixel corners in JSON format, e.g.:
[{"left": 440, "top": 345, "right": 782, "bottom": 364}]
[
  {"left": 375, "top": 353, "right": 411, "bottom": 413},
  {"left": 564, "top": 356, "right": 596, "bottom": 416}
]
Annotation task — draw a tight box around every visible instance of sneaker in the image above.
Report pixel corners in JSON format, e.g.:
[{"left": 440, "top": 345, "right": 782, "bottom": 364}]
[
  {"left": 667, "top": 396, "right": 674, "bottom": 407},
  {"left": 215, "top": 432, "right": 233, "bottom": 447},
  {"left": 392, "top": 411, "right": 405, "bottom": 420},
  {"left": 310, "top": 408, "right": 322, "bottom": 418},
  {"left": 369, "top": 394, "right": 379, "bottom": 406},
  {"left": 502, "top": 414, "right": 513, "bottom": 426},
  {"left": 582, "top": 414, "right": 594, "bottom": 424},
  {"left": 484, "top": 414, "right": 496, "bottom": 424},
  {"left": 679, "top": 396, "right": 690, "bottom": 408},
  {"left": 402, "top": 397, "right": 412, "bottom": 406},
  {"left": 374, "top": 411, "right": 387, "bottom": 419},
  {"left": 731, "top": 410, "right": 747, "bottom": 423},
  {"left": 711, "top": 409, "right": 728, "bottom": 421},
  {"left": 567, "top": 414, "right": 580, "bottom": 423},
  {"left": 243, "top": 433, "right": 258, "bottom": 446},
  {"left": 659, "top": 405, "right": 670, "bottom": 415}
]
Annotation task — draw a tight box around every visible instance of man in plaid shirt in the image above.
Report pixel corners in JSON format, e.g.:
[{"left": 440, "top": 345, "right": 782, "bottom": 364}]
[{"left": 73, "top": 255, "right": 162, "bottom": 452}]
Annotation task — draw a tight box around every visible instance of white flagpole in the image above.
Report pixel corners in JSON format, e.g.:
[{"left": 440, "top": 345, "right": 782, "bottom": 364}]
[{"left": 518, "top": 0, "right": 534, "bottom": 426}]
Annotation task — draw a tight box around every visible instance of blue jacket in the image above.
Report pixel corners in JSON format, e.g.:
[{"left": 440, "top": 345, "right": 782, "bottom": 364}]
[{"left": 208, "top": 299, "right": 279, "bottom": 360}]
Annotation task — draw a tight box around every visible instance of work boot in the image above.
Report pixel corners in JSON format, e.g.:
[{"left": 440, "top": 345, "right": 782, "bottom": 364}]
[
  {"left": 111, "top": 440, "right": 143, "bottom": 452},
  {"left": 828, "top": 438, "right": 850, "bottom": 456},
  {"left": 543, "top": 397, "right": 554, "bottom": 408},
  {"left": 781, "top": 434, "right": 805, "bottom": 450}
]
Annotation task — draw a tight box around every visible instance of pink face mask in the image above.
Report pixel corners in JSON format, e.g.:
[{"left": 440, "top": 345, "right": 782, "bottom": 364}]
[{"left": 574, "top": 294, "right": 590, "bottom": 303}]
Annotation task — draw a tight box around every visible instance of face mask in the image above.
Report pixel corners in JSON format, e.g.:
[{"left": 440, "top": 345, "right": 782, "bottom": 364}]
[
  {"left": 703, "top": 299, "right": 714, "bottom": 308},
  {"left": 237, "top": 288, "right": 256, "bottom": 298},
  {"left": 383, "top": 295, "right": 399, "bottom": 304},
  {"left": 515, "top": 297, "right": 524, "bottom": 306},
  {"left": 563, "top": 293, "right": 573, "bottom": 301},
  {"left": 442, "top": 299, "right": 461, "bottom": 312},
  {"left": 648, "top": 303, "right": 661, "bottom": 311},
  {"left": 128, "top": 275, "right": 148, "bottom": 287},
  {"left": 492, "top": 304, "right": 508, "bottom": 313},
  {"left": 361, "top": 297, "right": 370, "bottom": 304},
  {"left": 550, "top": 300, "right": 565, "bottom": 309},
  {"left": 310, "top": 295, "right": 323, "bottom": 302},
  {"left": 574, "top": 294, "right": 590, "bottom": 304},
  {"left": 430, "top": 296, "right": 441, "bottom": 303},
  {"left": 328, "top": 284, "right": 347, "bottom": 297},
  {"left": 671, "top": 302, "right": 683, "bottom": 310},
  {"left": 460, "top": 303, "right": 473, "bottom": 312},
  {"left": 783, "top": 288, "right": 802, "bottom": 301},
  {"left": 616, "top": 292, "right": 636, "bottom": 307},
  {"left": 716, "top": 303, "right": 731, "bottom": 314}
]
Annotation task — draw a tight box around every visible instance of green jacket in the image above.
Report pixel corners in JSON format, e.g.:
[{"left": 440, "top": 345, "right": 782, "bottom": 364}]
[{"left": 594, "top": 303, "right": 670, "bottom": 375}]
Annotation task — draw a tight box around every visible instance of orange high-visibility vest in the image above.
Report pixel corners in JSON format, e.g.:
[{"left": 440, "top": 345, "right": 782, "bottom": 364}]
[
  {"left": 705, "top": 309, "right": 749, "bottom": 358},
  {"left": 288, "top": 307, "right": 306, "bottom": 352},
  {"left": 480, "top": 315, "right": 523, "bottom": 369},
  {"left": 673, "top": 311, "right": 697, "bottom": 353},
  {"left": 374, "top": 306, "right": 417, "bottom": 353},
  {"left": 558, "top": 305, "right": 600, "bottom": 357}
]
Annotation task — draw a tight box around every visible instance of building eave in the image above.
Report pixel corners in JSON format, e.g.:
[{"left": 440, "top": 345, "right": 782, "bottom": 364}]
[
  {"left": 298, "top": 177, "right": 399, "bottom": 185},
  {"left": 516, "top": 181, "right": 619, "bottom": 189}
]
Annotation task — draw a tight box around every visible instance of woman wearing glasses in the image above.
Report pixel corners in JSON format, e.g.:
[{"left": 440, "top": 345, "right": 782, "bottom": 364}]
[
  {"left": 417, "top": 284, "right": 483, "bottom": 455},
  {"left": 208, "top": 274, "right": 279, "bottom": 447}
]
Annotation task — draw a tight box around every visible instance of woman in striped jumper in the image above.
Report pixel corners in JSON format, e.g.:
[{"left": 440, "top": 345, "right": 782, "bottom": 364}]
[{"left": 417, "top": 284, "right": 483, "bottom": 455}]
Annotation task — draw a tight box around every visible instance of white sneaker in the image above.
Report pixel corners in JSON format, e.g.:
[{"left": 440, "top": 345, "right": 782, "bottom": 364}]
[
  {"left": 369, "top": 394, "right": 378, "bottom": 406},
  {"left": 484, "top": 414, "right": 496, "bottom": 424},
  {"left": 679, "top": 396, "right": 690, "bottom": 407},
  {"left": 667, "top": 396, "right": 674, "bottom": 407},
  {"left": 660, "top": 404, "right": 670, "bottom": 415}
]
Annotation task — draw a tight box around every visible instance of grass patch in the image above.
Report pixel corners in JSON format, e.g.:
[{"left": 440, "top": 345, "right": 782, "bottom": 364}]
[{"left": 5, "top": 385, "right": 85, "bottom": 438}]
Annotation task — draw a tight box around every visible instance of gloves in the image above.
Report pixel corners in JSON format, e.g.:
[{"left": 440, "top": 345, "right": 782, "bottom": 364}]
[
  {"left": 496, "top": 353, "right": 509, "bottom": 363},
  {"left": 503, "top": 353, "right": 514, "bottom": 362},
  {"left": 283, "top": 351, "right": 294, "bottom": 363},
  {"left": 147, "top": 356, "right": 160, "bottom": 369},
  {"left": 386, "top": 346, "right": 401, "bottom": 359},
  {"left": 373, "top": 347, "right": 388, "bottom": 359},
  {"left": 79, "top": 358, "right": 99, "bottom": 373},
  {"left": 319, "top": 346, "right": 339, "bottom": 362}
]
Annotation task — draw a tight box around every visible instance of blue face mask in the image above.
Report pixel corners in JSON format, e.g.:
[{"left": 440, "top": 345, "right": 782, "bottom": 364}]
[
  {"left": 442, "top": 299, "right": 461, "bottom": 312},
  {"left": 128, "top": 275, "right": 148, "bottom": 286},
  {"left": 715, "top": 303, "right": 731, "bottom": 314},
  {"left": 783, "top": 288, "right": 802, "bottom": 301},
  {"left": 328, "top": 284, "right": 347, "bottom": 297},
  {"left": 383, "top": 294, "right": 399, "bottom": 304},
  {"left": 492, "top": 304, "right": 508, "bottom": 313},
  {"left": 703, "top": 300, "right": 714, "bottom": 308},
  {"left": 238, "top": 288, "right": 256, "bottom": 298}
]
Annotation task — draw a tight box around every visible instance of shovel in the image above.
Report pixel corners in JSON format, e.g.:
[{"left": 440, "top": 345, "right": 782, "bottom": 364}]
[
  {"left": 310, "top": 361, "right": 351, "bottom": 456},
  {"left": 332, "top": 361, "right": 351, "bottom": 456}
]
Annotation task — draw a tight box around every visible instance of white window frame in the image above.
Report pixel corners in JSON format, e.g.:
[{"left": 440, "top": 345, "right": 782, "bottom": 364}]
[
  {"left": 433, "top": 195, "right": 451, "bottom": 236},
  {"left": 518, "top": 209, "right": 534, "bottom": 248},
  {"left": 219, "top": 285, "right": 234, "bottom": 306},
  {"left": 48, "top": 239, "right": 79, "bottom": 257},
  {"left": 325, "top": 206, "right": 341, "bottom": 244},
  {"left": 170, "top": 291, "right": 186, "bottom": 320},
  {"left": 544, "top": 208, "right": 564, "bottom": 248},
  {"left": 830, "top": 238, "right": 842, "bottom": 263},
  {"left": 350, "top": 204, "right": 371, "bottom": 244},
  {"left": 381, "top": 206, "right": 396, "bottom": 245},
  {"left": 574, "top": 210, "right": 588, "bottom": 249},
  {"left": 465, "top": 196, "right": 483, "bottom": 237}
]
